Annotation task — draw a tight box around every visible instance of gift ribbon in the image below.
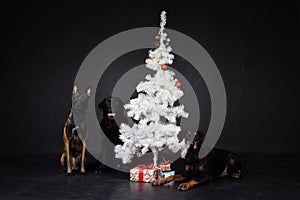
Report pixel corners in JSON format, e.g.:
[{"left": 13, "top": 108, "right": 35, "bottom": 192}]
[
  {"left": 135, "top": 163, "right": 155, "bottom": 182},
  {"left": 136, "top": 163, "right": 154, "bottom": 169},
  {"left": 138, "top": 170, "right": 143, "bottom": 182}
]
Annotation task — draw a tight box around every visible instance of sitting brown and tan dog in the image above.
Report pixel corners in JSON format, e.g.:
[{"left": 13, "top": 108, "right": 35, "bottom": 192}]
[
  {"left": 152, "top": 131, "right": 242, "bottom": 191},
  {"left": 60, "top": 85, "right": 91, "bottom": 175}
]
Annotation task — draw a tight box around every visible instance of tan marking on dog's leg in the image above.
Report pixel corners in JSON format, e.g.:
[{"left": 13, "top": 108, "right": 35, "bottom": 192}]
[
  {"left": 152, "top": 174, "right": 185, "bottom": 186},
  {"left": 65, "top": 144, "right": 71, "bottom": 174},
  {"left": 80, "top": 142, "right": 86, "bottom": 173},
  {"left": 80, "top": 131, "right": 88, "bottom": 173},
  {"left": 232, "top": 170, "right": 242, "bottom": 178},
  {"left": 198, "top": 164, "right": 204, "bottom": 171},
  {"left": 177, "top": 179, "right": 199, "bottom": 191},
  {"left": 60, "top": 151, "right": 66, "bottom": 167},
  {"left": 63, "top": 118, "right": 71, "bottom": 174},
  {"left": 185, "top": 165, "right": 191, "bottom": 171}
]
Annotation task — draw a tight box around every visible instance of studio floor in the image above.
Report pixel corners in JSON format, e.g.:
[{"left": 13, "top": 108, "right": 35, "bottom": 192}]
[{"left": 0, "top": 153, "right": 299, "bottom": 200}]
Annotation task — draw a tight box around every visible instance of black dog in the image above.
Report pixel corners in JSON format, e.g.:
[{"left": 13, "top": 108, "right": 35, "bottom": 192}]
[
  {"left": 60, "top": 85, "right": 91, "bottom": 174},
  {"left": 152, "top": 130, "right": 242, "bottom": 191},
  {"left": 98, "top": 96, "right": 127, "bottom": 145},
  {"left": 95, "top": 97, "right": 127, "bottom": 171}
]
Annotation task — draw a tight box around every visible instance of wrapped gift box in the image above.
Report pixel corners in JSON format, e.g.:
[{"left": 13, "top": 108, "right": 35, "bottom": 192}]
[
  {"left": 130, "top": 163, "right": 159, "bottom": 183},
  {"left": 159, "top": 160, "right": 172, "bottom": 172},
  {"left": 159, "top": 163, "right": 171, "bottom": 172},
  {"left": 159, "top": 170, "right": 175, "bottom": 179}
]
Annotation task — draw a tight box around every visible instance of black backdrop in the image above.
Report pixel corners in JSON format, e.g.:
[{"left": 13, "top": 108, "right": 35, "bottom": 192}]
[{"left": 1, "top": 0, "right": 299, "bottom": 156}]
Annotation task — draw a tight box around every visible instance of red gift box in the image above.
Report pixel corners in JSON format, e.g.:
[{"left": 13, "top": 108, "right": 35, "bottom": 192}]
[{"left": 130, "top": 163, "right": 159, "bottom": 183}]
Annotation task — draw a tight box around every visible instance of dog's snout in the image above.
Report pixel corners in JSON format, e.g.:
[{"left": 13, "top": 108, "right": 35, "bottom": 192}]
[{"left": 186, "top": 140, "right": 190, "bottom": 148}]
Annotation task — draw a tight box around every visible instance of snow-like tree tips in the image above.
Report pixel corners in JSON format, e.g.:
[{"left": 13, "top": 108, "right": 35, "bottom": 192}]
[{"left": 114, "top": 11, "right": 189, "bottom": 167}]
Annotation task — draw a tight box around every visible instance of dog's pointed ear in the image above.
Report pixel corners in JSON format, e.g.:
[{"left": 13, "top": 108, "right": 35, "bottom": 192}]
[
  {"left": 98, "top": 97, "right": 108, "bottom": 111},
  {"left": 86, "top": 87, "right": 91, "bottom": 97},
  {"left": 100, "top": 97, "right": 111, "bottom": 107},
  {"left": 98, "top": 100, "right": 104, "bottom": 110},
  {"left": 73, "top": 84, "right": 78, "bottom": 94},
  {"left": 196, "top": 130, "right": 206, "bottom": 144}
]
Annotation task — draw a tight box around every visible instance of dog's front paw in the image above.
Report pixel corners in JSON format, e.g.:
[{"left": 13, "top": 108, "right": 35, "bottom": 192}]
[
  {"left": 152, "top": 179, "right": 165, "bottom": 186},
  {"left": 80, "top": 169, "right": 86, "bottom": 175},
  {"left": 232, "top": 170, "right": 242, "bottom": 179},
  {"left": 80, "top": 165, "right": 86, "bottom": 173},
  {"left": 177, "top": 183, "right": 191, "bottom": 191},
  {"left": 66, "top": 168, "right": 72, "bottom": 176}
]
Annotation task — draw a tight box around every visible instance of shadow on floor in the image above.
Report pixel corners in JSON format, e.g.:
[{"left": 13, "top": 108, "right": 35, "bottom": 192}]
[{"left": 0, "top": 153, "right": 299, "bottom": 200}]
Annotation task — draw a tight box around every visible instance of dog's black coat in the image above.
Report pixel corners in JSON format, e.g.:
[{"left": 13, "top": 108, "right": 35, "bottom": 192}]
[
  {"left": 185, "top": 131, "right": 241, "bottom": 182},
  {"left": 98, "top": 97, "right": 127, "bottom": 145},
  {"left": 183, "top": 131, "right": 242, "bottom": 183},
  {"left": 154, "top": 131, "right": 242, "bottom": 190},
  {"left": 184, "top": 148, "right": 241, "bottom": 183}
]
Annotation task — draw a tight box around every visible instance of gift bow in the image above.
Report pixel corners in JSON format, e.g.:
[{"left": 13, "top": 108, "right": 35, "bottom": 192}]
[
  {"left": 136, "top": 163, "right": 154, "bottom": 169},
  {"left": 159, "top": 160, "right": 172, "bottom": 166}
]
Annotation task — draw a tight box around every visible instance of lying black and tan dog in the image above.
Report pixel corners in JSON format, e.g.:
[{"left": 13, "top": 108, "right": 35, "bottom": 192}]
[
  {"left": 60, "top": 85, "right": 91, "bottom": 175},
  {"left": 152, "top": 131, "right": 242, "bottom": 191}
]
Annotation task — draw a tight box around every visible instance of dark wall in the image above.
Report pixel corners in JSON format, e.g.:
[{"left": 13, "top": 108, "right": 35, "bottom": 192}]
[{"left": 2, "top": 1, "right": 299, "bottom": 156}]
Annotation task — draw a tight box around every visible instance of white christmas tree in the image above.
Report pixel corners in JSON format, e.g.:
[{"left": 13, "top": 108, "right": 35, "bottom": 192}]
[{"left": 114, "top": 11, "right": 189, "bottom": 167}]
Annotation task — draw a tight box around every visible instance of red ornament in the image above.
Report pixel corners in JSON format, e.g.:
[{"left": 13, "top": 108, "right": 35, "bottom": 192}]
[
  {"left": 155, "top": 35, "right": 160, "bottom": 40},
  {"left": 146, "top": 56, "right": 151, "bottom": 60},
  {"left": 176, "top": 81, "right": 182, "bottom": 88},
  {"left": 161, "top": 64, "right": 168, "bottom": 71}
]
